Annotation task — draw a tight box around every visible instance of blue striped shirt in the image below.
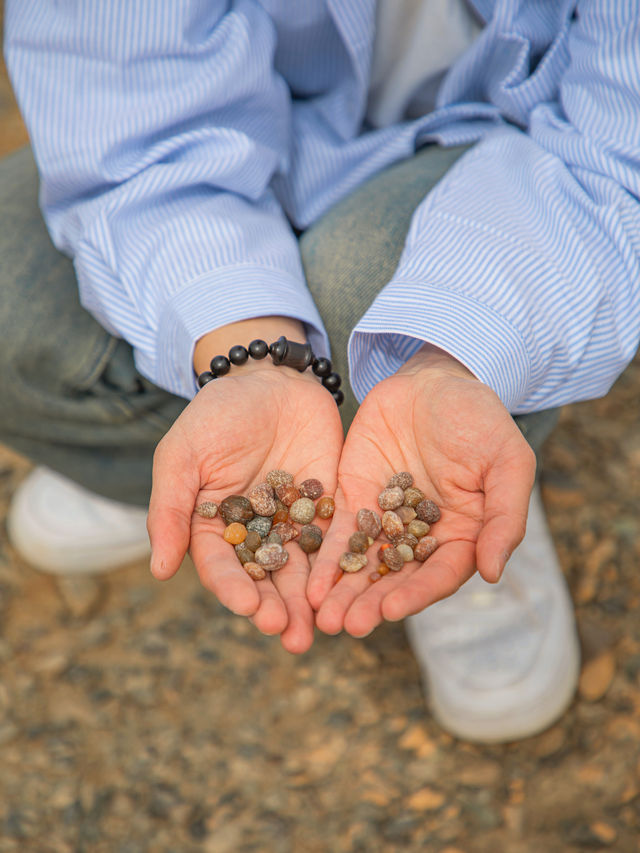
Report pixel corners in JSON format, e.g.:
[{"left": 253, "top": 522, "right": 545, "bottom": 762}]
[{"left": 5, "top": 0, "right": 640, "bottom": 411}]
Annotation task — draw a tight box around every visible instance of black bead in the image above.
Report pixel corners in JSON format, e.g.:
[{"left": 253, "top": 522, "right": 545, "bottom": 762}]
[
  {"left": 312, "top": 357, "right": 332, "bottom": 378},
  {"left": 322, "top": 372, "right": 342, "bottom": 392},
  {"left": 197, "top": 371, "right": 216, "bottom": 387},
  {"left": 210, "top": 355, "right": 230, "bottom": 376},
  {"left": 228, "top": 344, "right": 249, "bottom": 365},
  {"left": 248, "top": 339, "right": 269, "bottom": 360},
  {"left": 269, "top": 336, "right": 288, "bottom": 363},
  {"left": 332, "top": 389, "right": 345, "bottom": 406}
]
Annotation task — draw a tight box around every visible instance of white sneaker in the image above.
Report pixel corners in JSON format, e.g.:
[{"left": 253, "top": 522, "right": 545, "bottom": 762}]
[
  {"left": 405, "top": 485, "right": 580, "bottom": 743},
  {"left": 6, "top": 467, "right": 151, "bottom": 575}
]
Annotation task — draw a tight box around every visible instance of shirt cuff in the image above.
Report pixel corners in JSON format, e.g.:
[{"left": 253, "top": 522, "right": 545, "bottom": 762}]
[
  {"left": 348, "top": 282, "right": 531, "bottom": 411},
  {"left": 138, "top": 264, "right": 330, "bottom": 399}
]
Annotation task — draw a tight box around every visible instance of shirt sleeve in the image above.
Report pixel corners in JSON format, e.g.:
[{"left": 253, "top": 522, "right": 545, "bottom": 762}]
[
  {"left": 4, "top": 0, "right": 329, "bottom": 398},
  {"left": 349, "top": 1, "right": 640, "bottom": 414}
]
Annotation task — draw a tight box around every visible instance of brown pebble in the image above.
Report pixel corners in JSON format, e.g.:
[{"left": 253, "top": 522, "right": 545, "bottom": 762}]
[
  {"left": 382, "top": 510, "right": 404, "bottom": 541},
  {"left": 223, "top": 522, "right": 247, "bottom": 545},
  {"left": 272, "top": 508, "right": 289, "bottom": 524},
  {"left": 377, "top": 543, "right": 392, "bottom": 561},
  {"left": 378, "top": 564, "right": 390, "bottom": 576},
  {"left": 407, "top": 519, "right": 430, "bottom": 539},
  {"left": 382, "top": 547, "right": 404, "bottom": 571},
  {"left": 378, "top": 486, "right": 405, "bottom": 511},
  {"left": 276, "top": 483, "right": 300, "bottom": 507},
  {"left": 235, "top": 546, "right": 254, "bottom": 565},
  {"left": 396, "top": 543, "right": 415, "bottom": 563},
  {"left": 356, "top": 508, "right": 382, "bottom": 539},
  {"left": 403, "top": 487, "right": 425, "bottom": 508},
  {"left": 298, "top": 478, "right": 324, "bottom": 500},
  {"left": 271, "top": 522, "right": 299, "bottom": 544},
  {"left": 414, "top": 535, "right": 438, "bottom": 561},
  {"left": 388, "top": 472, "right": 414, "bottom": 490},
  {"left": 369, "top": 572, "right": 382, "bottom": 583},
  {"left": 243, "top": 530, "right": 262, "bottom": 552},
  {"left": 244, "top": 562, "right": 267, "bottom": 581},
  {"left": 349, "top": 531, "right": 370, "bottom": 554},
  {"left": 289, "top": 497, "right": 316, "bottom": 524},
  {"left": 266, "top": 469, "right": 294, "bottom": 489},
  {"left": 339, "top": 552, "right": 368, "bottom": 573},
  {"left": 316, "top": 496, "right": 336, "bottom": 519},
  {"left": 299, "top": 524, "right": 323, "bottom": 554},
  {"left": 396, "top": 505, "right": 417, "bottom": 525},
  {"left": 267, "top": 532, "right": 283, "bottom": 545},
  {"left": 415, "top": 499, "right": 441, "bottom": 524},
  {"left": 219, "top": 495, "right": 254, "bottom": 525},
  {"left": 195, "top": 501, "right": 218, "bottom": 519},
  {"left": 255, "top": 543, "right": 289, "bottom": 571},
  {"left": 396, "top": 533, "right": 419, "bottom": 549},
  {"left": 248, "top": 482, "right": 277, "bottom": 517}
]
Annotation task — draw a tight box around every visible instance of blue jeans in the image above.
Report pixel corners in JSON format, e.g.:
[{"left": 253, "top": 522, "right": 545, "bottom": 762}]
[{"left": 0, "top": 146, "right": 557, "bottom": 506}]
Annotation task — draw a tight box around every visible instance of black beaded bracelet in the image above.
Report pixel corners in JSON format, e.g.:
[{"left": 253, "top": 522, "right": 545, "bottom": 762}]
[{"left": 197, "top": 336, "right": 344, "bottom": 406}]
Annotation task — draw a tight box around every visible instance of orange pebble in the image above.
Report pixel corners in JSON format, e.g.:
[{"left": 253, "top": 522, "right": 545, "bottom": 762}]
[
  {"left": 273, "top": 509, "right": 289, "bottom": 524},
  {"left": 377, "top": 564, "right": 390, "bottom": 576},
  {"left": 223, "top": 522, "right": 247, "bottom": 545}
]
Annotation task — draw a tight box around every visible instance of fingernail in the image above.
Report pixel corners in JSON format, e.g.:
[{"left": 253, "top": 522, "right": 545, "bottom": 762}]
[{"left": 494, "top": 549, "right": 511, "bottom": 581}]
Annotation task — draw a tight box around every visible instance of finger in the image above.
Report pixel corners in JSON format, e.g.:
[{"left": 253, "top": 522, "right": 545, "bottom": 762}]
[
  {"left": 266, "top": 546, "right": 314, "bottom": 653},
  {"left": 381, "top": 539, "right": 476, "bottom": 621},
  {"left": 148, "top": 440, "right": 199, "bottom": 580},
  {"left": 314, "top": 545, "right": 380, "bottom": 635},
  {"left": 343, "top": 563, "right": 423, "bottom": 637},
  {"left": 475, "top": 447, "right": 535, "bottom": 583},
  {"left": 249, "top": 576, "right": 289, "bottom": 636},
  {"left": 190, "top": 527, "right": 260, "bottom": 616},
  {"left": 306, "top": 500, "right": 355, "bottom": 611}
]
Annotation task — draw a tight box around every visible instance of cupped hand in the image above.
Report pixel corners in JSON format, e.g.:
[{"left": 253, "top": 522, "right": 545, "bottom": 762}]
[
  {"left": 147, "top": 365, "right": 343, "bottom": 653},
  {"left": 308, "top": 346, "right": 536, "bottom": 638}
]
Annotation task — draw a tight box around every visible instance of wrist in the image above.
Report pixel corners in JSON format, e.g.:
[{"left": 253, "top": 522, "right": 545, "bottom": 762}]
[{"left": 397, "top": 343, "right": 478, "bottom": 382}]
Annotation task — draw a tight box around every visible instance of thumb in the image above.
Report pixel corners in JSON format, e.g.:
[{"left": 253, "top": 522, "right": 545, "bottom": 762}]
[
  {"left": 475, "top": 444, "right": 536, "bottom": 583},
  {"left": 147, "top": 439, "right": 200, "bottom": 580}
]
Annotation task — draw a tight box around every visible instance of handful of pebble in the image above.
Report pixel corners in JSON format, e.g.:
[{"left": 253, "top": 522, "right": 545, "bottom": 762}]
[
  {"left": 195, "top": 470, "right": 335, "bottom": 581},
  {"left": 195, "top": 470, "right": 440, "bottom": 585}
]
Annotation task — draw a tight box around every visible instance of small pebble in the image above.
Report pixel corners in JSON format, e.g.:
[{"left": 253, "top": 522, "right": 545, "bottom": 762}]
[
  {"left": 272, "top": 508, "right": 289, "bottom": 524},
  {"left": 276, "top": 483, "right": 301, "bottom": 507},
  {"left": 267, "top": 532, "right": 283, "bottom": 545},
  {"left": 243, "top": 530, "right": 262, "bottom": 553},
  {"left": 414, "top": 535, "right": 438, "bottom": 561},
  {"left": 289, "top": 497, "right": 316, "bottom": 524},
  {"left": 266, "top": 470, "right": 294, "bottom": 489},
  {"left": 235, "top": 547, "right": 255, "bottom": 565},
  {"left": 403, "top": 487, "right": 425, "bottom": 508},
  {"left": 369, "top": 572, "right": 382, "bottom": 583},
  {"left": 377, "top": 543, "right": 392, "bottom": 561},
  {"left": 382, "top": 547, "right": 404, "bottom": 571},
  {"left": 244, "top": 562, "right": 267, "bottom": 581},
  {"left": 407, "top": 519, "right": 430, "bottom": 539},
  {"left": 255, "top": 543, "right": 289, "bottom": 571},
  {"left": 388, "top": 472, "right": 414, "bottom": 490},
  {"left": 339, "top": 552, "right": 368, "bottom": 573},
  {"left": 377, "top": 564, "right": 390, "bottom": 576},
  {"left": 356, "top": 508, "right": 382, "bottom": 539},
  {"left": 396, "top": 543, "right": 415, "bottom": 563},
  {"left": 195, "top": 501, "right": 218, "bottom": 519},
  {"left": 219, "top": 495, "right": 254, "bottom": 525},
  {"left": 271, "top": 522, "right": 299, "bottom": 544},
  {"left": 248, "top": 482, "right": 277, "bottom": 517},
  {"left": 396, "top": 505, "right": 417, "bottom": 525},
  {"left": 246, "top": 515, "right": 273, "bottom": 539},
  {"left": 298, "top": 478, "right": 324, "bottom": 500},
  {"left": 382, "top": 510, "right": 404, "bottom": 541},
  {"left": 316, "top": 496, "right": 336, "bottom": 519},
  {"left": 223, "top": 522, "right": 247, "bottom": 545},
  {"left": 415, "top": 499, "right": 441, "bottom": 524},
  {"left": 378, "top": 486, "right": 405, "bottom": 511},
  {"left": 348, "top": 531, "right": 370, "bottom": 554},
  {"left": 299, "top": 524, "right": 323, "bottom": 554},
  {"left": 396, "top": 533, "right": 419, "bottom": 549}
]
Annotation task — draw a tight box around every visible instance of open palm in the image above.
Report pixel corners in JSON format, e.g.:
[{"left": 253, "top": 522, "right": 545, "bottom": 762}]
[
  {"left": 308, "top": 361, "right": 536, "bottom": 638},
  {"left": 148, "top": 366, "right": 344, "bottom": 653}
]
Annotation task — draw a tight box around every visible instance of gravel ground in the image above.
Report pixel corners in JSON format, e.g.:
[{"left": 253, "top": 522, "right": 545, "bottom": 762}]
[{"left": 0, "top": 350, "right": 638, "bottom": 853}]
